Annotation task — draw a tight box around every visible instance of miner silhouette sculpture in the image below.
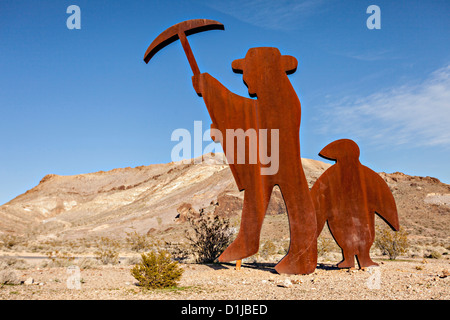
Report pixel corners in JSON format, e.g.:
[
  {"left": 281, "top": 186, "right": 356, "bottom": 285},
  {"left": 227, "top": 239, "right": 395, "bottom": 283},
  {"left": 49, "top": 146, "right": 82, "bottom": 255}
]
[
  {"left": 311, "top": 139, "right": 400, "bottom": 269},
  {"left": 192, "top": 47, "right": 317, "bottom": 275}
]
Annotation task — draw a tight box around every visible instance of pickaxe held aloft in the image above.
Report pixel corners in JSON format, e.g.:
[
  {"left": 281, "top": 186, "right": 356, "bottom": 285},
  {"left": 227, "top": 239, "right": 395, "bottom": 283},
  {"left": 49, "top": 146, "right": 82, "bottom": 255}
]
[{"left": 143, "top": 19, "right": 224, "bottom": 76}]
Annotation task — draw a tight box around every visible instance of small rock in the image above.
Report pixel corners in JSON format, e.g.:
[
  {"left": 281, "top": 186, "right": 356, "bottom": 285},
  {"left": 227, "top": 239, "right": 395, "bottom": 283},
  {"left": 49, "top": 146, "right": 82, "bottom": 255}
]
[
  {"left": 278, "top": 279, "right": 293, "bottom": 288},
  {"left": 24, "top": 277, "right": 34, "bottom": 285}
]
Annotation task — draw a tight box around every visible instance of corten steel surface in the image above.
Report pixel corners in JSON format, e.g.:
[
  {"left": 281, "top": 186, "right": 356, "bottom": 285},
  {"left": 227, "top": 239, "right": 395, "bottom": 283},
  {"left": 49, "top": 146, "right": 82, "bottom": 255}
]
[
  {"left": 144, "top": 19, "right": 317, "bottom": 274},
  {"left": 311, "top": 139, "right": 400, "bottom": 269},
  {"left": 192, "top": 48, "right": 317, "bottom": 275},
  {"left": 143, "top": 19, "right": 224, "bottom": 76}
]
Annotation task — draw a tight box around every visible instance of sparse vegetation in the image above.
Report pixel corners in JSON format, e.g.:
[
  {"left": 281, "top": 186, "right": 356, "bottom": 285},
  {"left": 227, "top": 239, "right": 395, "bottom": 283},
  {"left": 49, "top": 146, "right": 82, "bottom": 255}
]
[
  {"left": 317, "top": 236, "right": 336, "bottom": 257},
  {"left": 131, "top": 250, "right": 183, "bottom": 289},
  {"left": 259, "top": 240, "right": 277, "bottom": 259},
  {"left": 45, "top": 250, "right": 76, "bottom": 267},
  {"left": 424, "top": 250, "right": 441, "bottom": 259},
  {"left": 126, "top": 231, "right": 151, "bottom": 252},
  {"left": 164, "top": 241, "right": 191, "bottom": 262},
  {"left": 185, "top": 212, "right": 234, "bottom": 263},
  {"left": 0, "top": 235, "right": 21, "bottom": 250},
  {"left": 374, "top": 226, "right": 409, "bottom": 260},
  {"left": 0, "top": 270, "right": 20, "bottom": 285},
  {"left": 95, "top": 237, "right": 120, "bottom": 265},
  {"left": 0, "top": 258, "right": 29, "bottom": 270}
]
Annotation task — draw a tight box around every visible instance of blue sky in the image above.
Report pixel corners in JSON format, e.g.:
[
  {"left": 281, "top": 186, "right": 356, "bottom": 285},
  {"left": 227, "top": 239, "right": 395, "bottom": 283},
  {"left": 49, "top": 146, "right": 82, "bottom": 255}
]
[{"left": 0, "top": 0, "right": 449, "bottom": 205}]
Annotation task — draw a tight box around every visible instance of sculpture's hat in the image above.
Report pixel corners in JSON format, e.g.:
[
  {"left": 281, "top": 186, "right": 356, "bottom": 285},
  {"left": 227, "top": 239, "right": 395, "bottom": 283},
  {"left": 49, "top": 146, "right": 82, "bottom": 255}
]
[{"left": 231, "top": 47, "right": 298, "bottom": 75}]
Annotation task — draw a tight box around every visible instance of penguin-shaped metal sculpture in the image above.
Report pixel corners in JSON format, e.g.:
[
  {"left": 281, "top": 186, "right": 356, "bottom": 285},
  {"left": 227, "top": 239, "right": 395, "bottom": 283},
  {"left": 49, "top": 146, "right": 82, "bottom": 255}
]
[{"left": 311, "top": 139, "right": 400, "bottom": 269}]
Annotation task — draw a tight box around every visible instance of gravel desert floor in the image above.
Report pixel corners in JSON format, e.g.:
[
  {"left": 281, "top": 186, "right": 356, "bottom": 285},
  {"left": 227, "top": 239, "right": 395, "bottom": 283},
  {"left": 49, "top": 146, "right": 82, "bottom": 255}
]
[{"left": 1, "top": 255, "right": 448, "bottom": 300}]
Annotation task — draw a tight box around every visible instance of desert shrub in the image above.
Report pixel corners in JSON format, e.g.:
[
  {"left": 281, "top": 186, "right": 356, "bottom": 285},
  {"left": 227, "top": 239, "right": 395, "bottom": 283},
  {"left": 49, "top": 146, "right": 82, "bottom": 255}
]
[
  {"left": 317, "top": 236, "right": 336, "bottom": 257},
  {"left": 0, "top": 270, "right": 20, "bottom": 285},
  {"left": 125, "top": 231, "right": 151, "bottom": 252},
  {"left": 0, "top": 258, "right": 29, "bottom": 270},
  {"left": 45, "top": 250, "right": 76, "bottom": 267},
  {"left": 95, "top": 237, "right": 120, "bottom": 265},
  {"left": 124, "top": 256, "right": 142, "bottom": 266},
  {"left": 259, "top": 240, "right": 277, "bottom": 259},
  {"left": 77, "top": 257, "right": 100, "bottom": 269},
  {"left": 131, "top": 250, "right": 183, "bottom": 289},
  {"left": 424, "top": 250, "right": 441, "bottom": 259},
  {"left": 279, "top": 240, "right": 290, "bottom": 255},
  {"left": 374, "top": 226, "right": 408, "bottom": 260},
  {"left": 0, "top": 235, "right": 21, "bottom": 250},
  {"left": 185, "top": 213, "right": 233, "bottom": 263},
  {"left": 164, "top": 241, "right": 191, "bottom": 262}
]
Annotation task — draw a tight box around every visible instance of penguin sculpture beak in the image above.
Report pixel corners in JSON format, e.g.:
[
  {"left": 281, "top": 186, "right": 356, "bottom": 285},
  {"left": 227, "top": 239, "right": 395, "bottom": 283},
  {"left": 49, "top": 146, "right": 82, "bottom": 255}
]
[
  {"left": 318, "top": 143, "right": 338, "bottom": 162},
  {"left": 318, "top": 139, "right": 360, "bottom": 162}
]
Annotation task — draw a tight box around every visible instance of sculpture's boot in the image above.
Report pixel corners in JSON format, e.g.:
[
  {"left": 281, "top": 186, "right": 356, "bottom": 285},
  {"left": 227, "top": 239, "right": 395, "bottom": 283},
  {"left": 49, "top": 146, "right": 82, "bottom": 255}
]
[{"left": 275, "top": 183, "right": 317, "bottom": 275}]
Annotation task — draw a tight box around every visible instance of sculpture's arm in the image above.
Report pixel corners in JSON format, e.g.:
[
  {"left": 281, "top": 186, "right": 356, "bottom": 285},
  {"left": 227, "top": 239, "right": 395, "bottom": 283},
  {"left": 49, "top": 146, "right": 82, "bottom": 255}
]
[{"left": 192, "top": 72, "right": 256, "bottom": 136}]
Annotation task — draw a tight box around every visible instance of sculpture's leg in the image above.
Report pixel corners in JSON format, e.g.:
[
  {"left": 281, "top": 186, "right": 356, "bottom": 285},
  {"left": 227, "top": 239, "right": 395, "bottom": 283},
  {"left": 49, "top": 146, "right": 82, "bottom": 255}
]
[
  {"left": 337, "top": 250, "right": 356, "bottom": 269},
  {"left": 218, "top": 185, "right": 272, "bottom": 262},
  {"left": 275, "top": 183, "right": 317, "bottom": 275},
  {"left": 356, "top": 249, "right": 378, "bottom": 268}
]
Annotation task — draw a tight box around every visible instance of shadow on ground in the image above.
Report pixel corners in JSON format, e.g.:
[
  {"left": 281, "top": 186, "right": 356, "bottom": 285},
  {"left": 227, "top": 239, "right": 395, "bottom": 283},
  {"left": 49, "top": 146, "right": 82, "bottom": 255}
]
[{"left": 203, "top": 261, "right": 341, "bottom": 273}]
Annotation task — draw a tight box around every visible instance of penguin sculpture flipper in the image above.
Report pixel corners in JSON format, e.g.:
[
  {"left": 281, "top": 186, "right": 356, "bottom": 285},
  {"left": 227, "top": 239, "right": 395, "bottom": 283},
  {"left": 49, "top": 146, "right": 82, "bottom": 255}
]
[{"left": 363, "top": 166, "right": 400, "bottom": 231}]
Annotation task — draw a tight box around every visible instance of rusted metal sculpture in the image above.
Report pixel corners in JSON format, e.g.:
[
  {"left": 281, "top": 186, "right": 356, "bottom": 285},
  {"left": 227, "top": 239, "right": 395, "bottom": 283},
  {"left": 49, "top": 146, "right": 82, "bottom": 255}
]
[
  {"left": 144, "top": 19, "right": 224, "bottom": 76},
  {"left": 193, "top": 48, "right": 317, "bottom": 274},
  {"left": 144, "top": 19, "right": 401, "bottom": 275},
  {"left": 144, "top": 19, "right": 317, "bottom": 275},
  {"left": 193, "top": 48, "right": 317, "bottom": 275},
  {"left": 311, "top": 139, "right": 400, "bottom": 269}
]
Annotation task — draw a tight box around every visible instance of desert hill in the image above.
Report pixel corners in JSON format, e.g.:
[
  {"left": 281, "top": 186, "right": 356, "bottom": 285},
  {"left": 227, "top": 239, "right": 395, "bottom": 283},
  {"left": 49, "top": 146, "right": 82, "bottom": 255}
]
[{"left": 0, "top": 153, "right": 448, "bottom": 247}]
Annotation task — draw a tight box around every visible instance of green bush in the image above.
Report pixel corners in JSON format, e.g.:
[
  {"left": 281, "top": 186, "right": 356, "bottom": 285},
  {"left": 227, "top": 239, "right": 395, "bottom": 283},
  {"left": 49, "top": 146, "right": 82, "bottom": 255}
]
[{"left": 131, "top": 250, "right": 183, "bottom": 289}]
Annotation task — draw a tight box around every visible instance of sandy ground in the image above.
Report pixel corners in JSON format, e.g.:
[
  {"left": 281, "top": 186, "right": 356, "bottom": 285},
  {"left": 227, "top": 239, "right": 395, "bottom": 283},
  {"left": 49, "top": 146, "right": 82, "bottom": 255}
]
[{"left": 0, "top": 255, "right": 448, "bottom": 300}]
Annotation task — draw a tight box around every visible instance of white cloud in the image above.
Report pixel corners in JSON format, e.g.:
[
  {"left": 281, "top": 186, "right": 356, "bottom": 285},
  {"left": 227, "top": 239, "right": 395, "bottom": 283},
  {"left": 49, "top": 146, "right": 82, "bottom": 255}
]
[
  {"left": 318, "top": 65, "right": 450, "bottom": 148},
  {"left": 339, "top": 49, "right": 399, "bottom": 62},
  {"left": 202, "top": 0, "right": 324, "bottom": 31}
]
